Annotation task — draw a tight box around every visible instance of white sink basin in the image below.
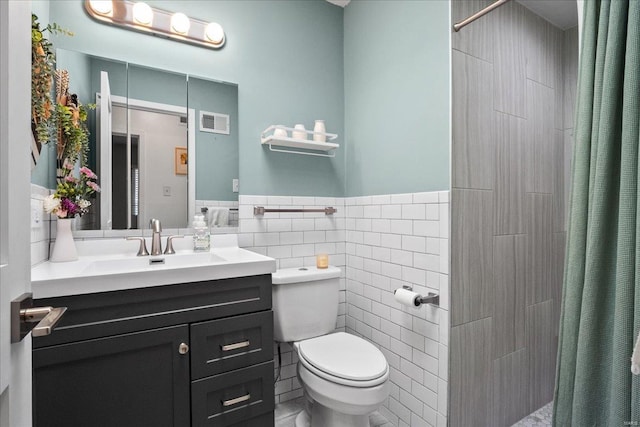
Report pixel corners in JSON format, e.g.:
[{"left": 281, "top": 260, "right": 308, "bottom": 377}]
[
  {"left": 32, "top": 235, "right": 276, "bottom": 299},
  {"left": 80, "top": 252, "right": 228, "bottom": 276}
]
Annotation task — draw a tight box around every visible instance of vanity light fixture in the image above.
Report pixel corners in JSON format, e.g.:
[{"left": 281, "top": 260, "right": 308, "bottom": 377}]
[
  {"left": 84, "top": 0, "right": 226, "bottom": 49},
  {"left": 205, "top": 22, "right": 225, "bottom": 44},
  {"left": 132, "top": 2, "right": 153, "bottom": 26},
  {"left": 170, "top": 12, "right": 190, "bottom": 35},
  {"left": 88, "top": 0, "right": 113, "bottom": 16}
]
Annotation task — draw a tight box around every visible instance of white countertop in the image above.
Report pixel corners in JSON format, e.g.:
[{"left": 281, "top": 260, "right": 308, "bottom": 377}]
[{"left": 32, "top": 235, "right": 276, "bottom": 299}]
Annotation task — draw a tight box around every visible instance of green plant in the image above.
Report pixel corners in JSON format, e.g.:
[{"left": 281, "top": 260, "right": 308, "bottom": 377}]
[
  {"left": 31, "top": 14, "right": 72, "bottom": 145},
  {"left": 55, "top": 100, "right": 94, "bottom": 166}
]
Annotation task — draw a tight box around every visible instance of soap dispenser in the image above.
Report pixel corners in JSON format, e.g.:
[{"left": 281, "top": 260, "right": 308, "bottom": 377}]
[{"left": 192, "top": 213, "right": 210, "bottom": 251}]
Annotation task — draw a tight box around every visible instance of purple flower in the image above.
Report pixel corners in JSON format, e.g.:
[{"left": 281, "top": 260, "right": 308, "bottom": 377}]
[{"left": 60, "top": 198, "right": 79, "bottom": 217}]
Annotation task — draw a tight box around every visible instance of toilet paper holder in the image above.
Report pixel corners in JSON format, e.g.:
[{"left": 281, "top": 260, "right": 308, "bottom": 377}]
[{"left": 396, "top": 285, "right": 440, "bottom": 307}]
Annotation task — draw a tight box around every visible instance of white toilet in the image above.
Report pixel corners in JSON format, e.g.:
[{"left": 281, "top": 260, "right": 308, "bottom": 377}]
[{"left": 272, "top": 266, "right": 390, "bottom": 427}]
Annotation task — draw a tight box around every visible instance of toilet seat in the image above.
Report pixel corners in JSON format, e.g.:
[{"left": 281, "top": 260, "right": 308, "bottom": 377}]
[{"left": 297, "top": 332, "right": 389, "bottom": 388}]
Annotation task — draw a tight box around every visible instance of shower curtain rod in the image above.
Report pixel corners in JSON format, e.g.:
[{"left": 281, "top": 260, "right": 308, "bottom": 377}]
[{"left": 453, "top": 0, "right": 511, "bottom": 32}]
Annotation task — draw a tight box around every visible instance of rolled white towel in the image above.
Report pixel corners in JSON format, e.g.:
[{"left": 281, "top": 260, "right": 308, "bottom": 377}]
[
  {"left": 208, "top": 207, "right": 229, "bottom": 227},
  {"left": 632, "top": 330, "right": 640, "bottom": 375}
]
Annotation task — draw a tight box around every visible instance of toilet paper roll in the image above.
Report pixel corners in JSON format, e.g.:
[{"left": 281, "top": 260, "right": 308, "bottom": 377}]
[{"left": 394, "top": 288, "right": 421, "bottom": 307}]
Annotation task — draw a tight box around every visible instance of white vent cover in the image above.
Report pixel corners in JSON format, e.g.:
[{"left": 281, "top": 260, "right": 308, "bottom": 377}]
[{"left": 199, "top": 111, "right": 230, "bottom": 135}]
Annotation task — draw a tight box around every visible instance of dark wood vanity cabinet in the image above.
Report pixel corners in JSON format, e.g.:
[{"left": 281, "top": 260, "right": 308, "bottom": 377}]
[{"left": 32, "top": 274, "right": 275, "bottom": 427}]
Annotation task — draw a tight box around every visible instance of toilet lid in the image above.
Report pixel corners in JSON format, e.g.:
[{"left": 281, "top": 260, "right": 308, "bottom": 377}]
[{"left": 298, "top": 332, "right": 388, "bottom": 382}]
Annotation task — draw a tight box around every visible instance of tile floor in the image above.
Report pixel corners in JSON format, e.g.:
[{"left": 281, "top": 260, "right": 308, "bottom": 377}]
[
  {"left": 274, "top": 398, "right": 393, "bottom": 427},
  {"left": 275, "top": 399, "right": 551, "bottom": 427},
  {"left": 512, "top": 402, "right": 553, "bottom": 426}
]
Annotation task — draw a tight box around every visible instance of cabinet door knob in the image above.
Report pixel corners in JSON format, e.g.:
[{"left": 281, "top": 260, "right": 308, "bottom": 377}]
[{"left": 178, "top": 342, "right": 189, "bottom": 354}]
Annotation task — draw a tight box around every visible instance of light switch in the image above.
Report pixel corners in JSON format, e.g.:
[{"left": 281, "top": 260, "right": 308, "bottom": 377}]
[
  {"left": 163, "top": 186, "right": 171, "bottom": 196},
  {"left": 31, "top": 200, "right": 41, "bottom": 228},
  {"left": 232, "top": 179, "right": 239, "bottom": 193}
]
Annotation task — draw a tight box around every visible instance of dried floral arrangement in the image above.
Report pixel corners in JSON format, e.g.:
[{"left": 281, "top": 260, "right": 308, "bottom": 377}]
[
  {"left": 55, "top": 69, "right": 94, "bottom": 169},
  {"left": 31, "top": 14, "right": 72, "bottom": 145}
]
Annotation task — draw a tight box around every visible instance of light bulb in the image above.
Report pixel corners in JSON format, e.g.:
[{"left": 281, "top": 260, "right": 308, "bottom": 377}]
[
  {"left": 89, "top": 0, "right": 113, "bottom": 15},
  {"left": 204, "top": 22, "right": 225, "bottom": 45},
  {"left": 132, "top": 2, "right": 153, "bottom": 25},
  {"left": 171, "top": 12, "right": 190, "bottom": 35}
]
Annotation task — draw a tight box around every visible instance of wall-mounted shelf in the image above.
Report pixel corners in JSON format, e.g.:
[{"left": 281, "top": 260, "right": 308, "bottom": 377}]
[{"left": 261, "top": 125, "right": 339, "bottom": 158}]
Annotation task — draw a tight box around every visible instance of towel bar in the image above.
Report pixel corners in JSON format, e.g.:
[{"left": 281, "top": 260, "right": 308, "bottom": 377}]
[{"left": 253, "top": 206, "right": 337, "bottom": 216}]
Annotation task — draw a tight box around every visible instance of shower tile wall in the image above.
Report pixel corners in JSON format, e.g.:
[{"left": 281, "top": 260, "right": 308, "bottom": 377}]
[
  {"left": 450, "top": 1, "right": 578, "bottom": 426},
  {"left": 237, "top": 195, "right": 347, "bottom": 404},
  {"left": 344, "top": 192, "right": 450, "bottom": 427}
]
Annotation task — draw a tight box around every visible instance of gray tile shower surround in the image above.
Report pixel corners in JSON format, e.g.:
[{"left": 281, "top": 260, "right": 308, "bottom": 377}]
[{"left": 450, "top": 0, "right": 577, "bottom": 426}]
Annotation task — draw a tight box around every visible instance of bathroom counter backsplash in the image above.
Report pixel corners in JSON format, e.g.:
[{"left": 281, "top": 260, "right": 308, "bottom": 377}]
[{"left": 31, "top": 184, "right": 53, "bottom": 266}]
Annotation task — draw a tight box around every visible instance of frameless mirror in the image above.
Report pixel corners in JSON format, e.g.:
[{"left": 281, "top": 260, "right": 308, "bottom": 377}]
[{"left": 55, "top": 49, "right": 239, "bottom": 231}]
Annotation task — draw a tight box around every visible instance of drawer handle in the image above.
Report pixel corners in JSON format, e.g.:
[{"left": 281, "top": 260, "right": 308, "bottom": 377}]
[
  {"left": 221, "top": 340, "right": 250, "bottom": 352},
  {"left": 222, "top": 393, "right": 251, "bottom": 407}
]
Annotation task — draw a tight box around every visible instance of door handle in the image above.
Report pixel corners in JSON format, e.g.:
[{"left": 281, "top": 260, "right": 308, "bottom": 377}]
[
  {"left": 11, "top": 293, "right": 67, "bottom": 342},
  {"left": 21, "top": 306, "right": 67, "bottom": 337}
]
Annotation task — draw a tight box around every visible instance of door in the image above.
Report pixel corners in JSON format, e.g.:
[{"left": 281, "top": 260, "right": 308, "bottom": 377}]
[
  {"left": 97, "top": 71, "right": 113, "bottom": 229},
  {"left": 33, "top": 325, "right": 191, "bottom": 427},
  {"left": 0, "top": 1, "right": 35, "bottom": 426}
]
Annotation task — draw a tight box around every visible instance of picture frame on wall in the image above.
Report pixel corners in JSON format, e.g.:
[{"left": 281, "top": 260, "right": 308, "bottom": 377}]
[{"left": 174, "top": 147, "right": 187, "bottom": 175}]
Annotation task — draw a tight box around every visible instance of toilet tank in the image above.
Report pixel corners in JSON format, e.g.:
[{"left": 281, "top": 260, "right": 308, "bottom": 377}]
[{"left": 272, "top": 266, "right": 341, "bottom": 342}]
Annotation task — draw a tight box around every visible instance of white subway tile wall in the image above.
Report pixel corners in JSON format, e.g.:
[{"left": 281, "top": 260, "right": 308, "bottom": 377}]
[
  {"left": 345, "top": 192, "right": 449, "bottom": 427},
  {"left": 31, "top": 184, "right": 52, "bottom": 266},
  {"left": 239, "top": 192, "right": 449, "bottom": 427},
  {"left": 238, "top": 195, "right": 347, "bottom": 404}
]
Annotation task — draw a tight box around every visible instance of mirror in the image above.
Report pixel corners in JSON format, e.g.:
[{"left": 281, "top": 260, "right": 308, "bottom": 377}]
[{"left": 55, "top": 49, "right": 239, "bottom": 231}]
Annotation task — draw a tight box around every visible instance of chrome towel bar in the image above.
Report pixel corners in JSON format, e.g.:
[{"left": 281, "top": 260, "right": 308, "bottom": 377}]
[{"left": 253, "top": 206, "right": 337, "bottom": 216}]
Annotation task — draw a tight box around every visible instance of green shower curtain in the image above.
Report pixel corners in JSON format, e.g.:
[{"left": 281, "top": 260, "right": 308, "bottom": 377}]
[{"left": 553, "top": 0, "right": 640, "bottom": 425}]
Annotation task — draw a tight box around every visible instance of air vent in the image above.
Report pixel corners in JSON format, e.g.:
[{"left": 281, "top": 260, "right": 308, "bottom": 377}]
[{"left": 199, "top": 111, "right": 230, "bottom": 135}]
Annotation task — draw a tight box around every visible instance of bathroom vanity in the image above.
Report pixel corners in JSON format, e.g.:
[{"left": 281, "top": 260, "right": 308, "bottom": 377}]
[{"left": 30, "top": 239, "right": 276, "bottom": 427}]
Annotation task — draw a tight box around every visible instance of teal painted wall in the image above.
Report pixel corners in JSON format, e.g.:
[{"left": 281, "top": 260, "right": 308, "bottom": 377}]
[
  {"left": 48, "top": 0, "right": 345, "bottom": 197},
  {"left": 344, "top": 0, "right": 450, "bottom": 195},
  {"left": 128, "top": 64, "right": 187, "bottom": 108},
  {"left": 90, "top": 57, "right": 128, "bottom": 98},
  {"left": 188, "top": 77, "right": 239, "bottom": 201}
]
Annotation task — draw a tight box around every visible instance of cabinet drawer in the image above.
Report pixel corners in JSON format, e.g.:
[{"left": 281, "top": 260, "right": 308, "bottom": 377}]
[
  {"left": 191, "top": 311, "right": 273, "bottom": 379},
  {"left": 192, "top": 361, "right": 275, "bottom": 427},
  {"left": 34, "top": 274, "right": 272, "bottom": 348}
]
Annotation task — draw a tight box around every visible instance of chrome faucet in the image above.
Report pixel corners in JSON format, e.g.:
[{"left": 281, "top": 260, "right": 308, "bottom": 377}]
[{"left": 149, "top": 218, "right": 163, "bottom": 256}]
